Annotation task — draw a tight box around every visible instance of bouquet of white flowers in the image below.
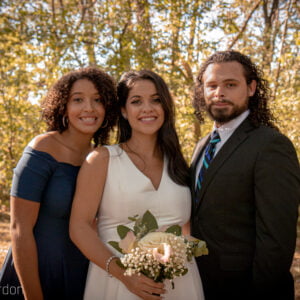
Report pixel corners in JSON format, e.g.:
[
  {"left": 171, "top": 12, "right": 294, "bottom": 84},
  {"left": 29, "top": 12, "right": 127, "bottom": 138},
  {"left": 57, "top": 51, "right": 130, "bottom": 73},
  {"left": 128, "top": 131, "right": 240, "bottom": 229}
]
[{"left": 109, "top": 210, "right": 208, "bottom": 288}]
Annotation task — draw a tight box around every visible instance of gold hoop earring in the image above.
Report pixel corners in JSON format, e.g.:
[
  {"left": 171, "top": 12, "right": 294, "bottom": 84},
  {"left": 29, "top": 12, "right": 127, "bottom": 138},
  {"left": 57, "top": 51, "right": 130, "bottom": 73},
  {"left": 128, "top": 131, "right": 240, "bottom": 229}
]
[
  {"left": 62, "top": 116, "right": 68, "bottom": 128},
  {"left": 101, "top": 119, "right": 108, "bottom": 128}
]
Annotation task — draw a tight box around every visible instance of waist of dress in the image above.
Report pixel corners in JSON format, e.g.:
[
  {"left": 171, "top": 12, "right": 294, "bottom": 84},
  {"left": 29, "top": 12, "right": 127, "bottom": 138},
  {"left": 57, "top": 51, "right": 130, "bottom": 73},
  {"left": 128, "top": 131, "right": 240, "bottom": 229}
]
[{"left": 34, "top": 213, "right": 70, "bottom": 237}]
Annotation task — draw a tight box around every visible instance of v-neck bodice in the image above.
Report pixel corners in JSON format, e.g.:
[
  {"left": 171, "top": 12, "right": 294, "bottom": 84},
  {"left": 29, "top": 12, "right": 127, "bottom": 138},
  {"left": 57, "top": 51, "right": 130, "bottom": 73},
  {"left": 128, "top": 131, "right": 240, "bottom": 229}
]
[
  {"left": 85, "top": 144, "right": 204, "bottom": 300},
  {"left": 120, "top": 145, "right": 165, "bottom": 191},
  {"left": 96, "top": 144, "right": 191, "bottom": 241}
]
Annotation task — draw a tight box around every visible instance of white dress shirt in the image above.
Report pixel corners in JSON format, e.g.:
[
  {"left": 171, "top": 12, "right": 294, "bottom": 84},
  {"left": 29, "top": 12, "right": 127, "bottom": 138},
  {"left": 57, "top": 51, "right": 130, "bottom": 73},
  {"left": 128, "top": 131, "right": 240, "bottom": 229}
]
[{"left": 195, "top": 110, "right": 250, "bottom": 188}]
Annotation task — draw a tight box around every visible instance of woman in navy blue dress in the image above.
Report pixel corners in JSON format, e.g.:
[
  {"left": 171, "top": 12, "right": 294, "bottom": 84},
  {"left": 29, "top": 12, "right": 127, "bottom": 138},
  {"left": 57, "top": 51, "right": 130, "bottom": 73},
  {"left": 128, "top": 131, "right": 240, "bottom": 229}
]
[{"left": 0, "top": 67, "right": 117, "bottom": 299}]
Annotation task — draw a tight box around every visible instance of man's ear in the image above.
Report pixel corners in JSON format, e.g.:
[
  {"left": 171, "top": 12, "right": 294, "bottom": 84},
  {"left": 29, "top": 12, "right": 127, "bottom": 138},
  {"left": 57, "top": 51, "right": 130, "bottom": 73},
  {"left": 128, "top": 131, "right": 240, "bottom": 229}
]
[{"left": 248, "top": 80, "right": 257, "bottom": 97}]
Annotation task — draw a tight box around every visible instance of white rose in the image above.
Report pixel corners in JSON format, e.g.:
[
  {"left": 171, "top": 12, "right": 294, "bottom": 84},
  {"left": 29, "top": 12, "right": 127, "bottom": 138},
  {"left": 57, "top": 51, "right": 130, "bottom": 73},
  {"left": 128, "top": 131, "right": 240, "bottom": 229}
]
[
  {"left": 138, "top": 232, "right": 175, "bottom": 264},
  {"left": 137, "top": 232, "right": 174, "bottom": 250}
]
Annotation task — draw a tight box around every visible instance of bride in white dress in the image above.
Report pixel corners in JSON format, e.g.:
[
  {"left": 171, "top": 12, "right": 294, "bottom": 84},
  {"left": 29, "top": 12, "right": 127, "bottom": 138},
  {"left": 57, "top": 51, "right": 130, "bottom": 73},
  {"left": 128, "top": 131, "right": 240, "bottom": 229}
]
[{"left": 70, "top": 70, "right": 205, "bottom": 300}]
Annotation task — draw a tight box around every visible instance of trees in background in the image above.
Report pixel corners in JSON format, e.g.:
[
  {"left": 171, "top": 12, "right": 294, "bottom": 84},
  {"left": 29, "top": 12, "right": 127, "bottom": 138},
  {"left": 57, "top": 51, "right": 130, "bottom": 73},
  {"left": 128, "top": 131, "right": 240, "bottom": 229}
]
[{"left": 0, "top": 0, "right": 299, "bottom": 204}]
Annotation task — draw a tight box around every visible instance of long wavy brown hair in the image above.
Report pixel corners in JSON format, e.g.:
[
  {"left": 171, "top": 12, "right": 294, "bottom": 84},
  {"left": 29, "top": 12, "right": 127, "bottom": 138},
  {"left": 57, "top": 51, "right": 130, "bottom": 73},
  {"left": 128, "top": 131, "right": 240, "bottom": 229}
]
[
  {"left": 117, "top": 70, "right": 190, "bottom": 186},
  {"left": 41, "top": 67, "right": 118, "bottom": 146},
  {"left": 193, "top": 50, "right": 277, "bottom": 129}
]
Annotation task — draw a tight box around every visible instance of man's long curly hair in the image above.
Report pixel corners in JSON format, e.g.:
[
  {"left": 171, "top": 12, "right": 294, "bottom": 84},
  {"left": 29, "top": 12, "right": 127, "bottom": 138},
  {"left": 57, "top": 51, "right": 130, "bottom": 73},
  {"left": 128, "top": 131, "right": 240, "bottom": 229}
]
[
  {"left": 193, "top": 50, "right": 277, "bottom": 129},
  {"left": 41, "top": 67, "right": 118, "bottom": 146}
]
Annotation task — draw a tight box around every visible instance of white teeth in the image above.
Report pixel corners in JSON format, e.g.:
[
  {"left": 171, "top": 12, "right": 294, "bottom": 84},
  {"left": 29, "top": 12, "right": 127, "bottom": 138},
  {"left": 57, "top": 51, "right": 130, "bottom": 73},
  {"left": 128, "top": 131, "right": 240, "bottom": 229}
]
[
  {"left": 81, "top": 117, "right": 96, "bottom": 121},
  {"left": 80, "top": 117, "right": 97, "bottom": 124},
  {"left": 141, "top": 117, "right": 156, "bottom": 121}
]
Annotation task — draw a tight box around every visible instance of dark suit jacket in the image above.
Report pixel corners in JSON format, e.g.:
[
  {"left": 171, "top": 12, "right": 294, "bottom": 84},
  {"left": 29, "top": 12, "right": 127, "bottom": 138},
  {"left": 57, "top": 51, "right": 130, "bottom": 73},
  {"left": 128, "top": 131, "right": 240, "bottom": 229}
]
[{"left": 191, "top": 118, "right": 300, "bottom": 300}]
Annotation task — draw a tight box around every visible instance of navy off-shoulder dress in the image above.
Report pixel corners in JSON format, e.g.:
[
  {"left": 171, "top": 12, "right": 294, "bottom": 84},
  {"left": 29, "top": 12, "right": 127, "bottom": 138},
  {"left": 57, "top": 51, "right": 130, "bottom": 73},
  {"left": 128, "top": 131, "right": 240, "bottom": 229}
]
[{"left": 0, "top": 146, "right": 88, "bottom": 299}]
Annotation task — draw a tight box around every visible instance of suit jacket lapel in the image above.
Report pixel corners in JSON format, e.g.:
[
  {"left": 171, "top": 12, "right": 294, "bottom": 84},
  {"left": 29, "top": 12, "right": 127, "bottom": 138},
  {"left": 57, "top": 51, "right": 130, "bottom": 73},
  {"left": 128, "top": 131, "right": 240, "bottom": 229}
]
[{"left": 194, "top": 118, "right": 255, "bottom": 210}]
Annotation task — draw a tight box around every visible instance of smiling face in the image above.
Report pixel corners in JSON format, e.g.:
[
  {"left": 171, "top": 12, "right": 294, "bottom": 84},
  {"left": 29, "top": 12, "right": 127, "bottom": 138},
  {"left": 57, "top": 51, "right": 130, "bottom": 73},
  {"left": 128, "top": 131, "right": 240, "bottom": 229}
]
[
  {"left": 202, "top": 61, "right": 256, "bottom": 126},
  {"left": 121, "top": 79, "right": 165, "bottom": 138},
  {"left": 66, "top": 79, "right": 105, "bottom": 136}
]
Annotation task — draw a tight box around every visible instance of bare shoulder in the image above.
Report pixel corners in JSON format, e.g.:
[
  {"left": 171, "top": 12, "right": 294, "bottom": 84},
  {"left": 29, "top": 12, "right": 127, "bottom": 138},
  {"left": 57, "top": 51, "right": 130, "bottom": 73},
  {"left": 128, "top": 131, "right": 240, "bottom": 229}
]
[
  {"left": 77, "top": 146, "right": 110, "bottom": 185},
  {"left": 28, "top": 131, "right": 58, "bottom": 154},
  {"left": 83, "top": 146, "right": 110, "bottom": 171}
]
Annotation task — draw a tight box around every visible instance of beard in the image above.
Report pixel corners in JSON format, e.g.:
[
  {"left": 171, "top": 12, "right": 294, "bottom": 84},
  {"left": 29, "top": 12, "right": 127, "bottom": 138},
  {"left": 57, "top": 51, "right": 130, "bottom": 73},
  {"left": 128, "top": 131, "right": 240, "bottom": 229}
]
[{"left": 206, "top": 99, "right": 249, "bottom": 124}]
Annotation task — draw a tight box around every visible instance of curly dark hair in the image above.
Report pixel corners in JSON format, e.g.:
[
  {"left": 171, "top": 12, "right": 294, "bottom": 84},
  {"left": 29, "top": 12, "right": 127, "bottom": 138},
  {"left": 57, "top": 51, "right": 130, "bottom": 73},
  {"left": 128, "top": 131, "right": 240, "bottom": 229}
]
[
  {"left": 193, "top": 50, "right": 277, "bottom": 129},
  {"left": 41, "top": 66, "right": 118, "bottom": 146},
  {"left": 117, "top": 70, "right": 190, "bottom": 186}
]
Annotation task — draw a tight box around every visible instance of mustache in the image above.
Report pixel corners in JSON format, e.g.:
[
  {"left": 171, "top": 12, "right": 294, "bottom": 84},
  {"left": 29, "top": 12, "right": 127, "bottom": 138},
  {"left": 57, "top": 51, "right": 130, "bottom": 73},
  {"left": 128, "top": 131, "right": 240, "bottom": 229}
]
[{"left": 211, "top": 99, "right": 233, "bottom": 105}]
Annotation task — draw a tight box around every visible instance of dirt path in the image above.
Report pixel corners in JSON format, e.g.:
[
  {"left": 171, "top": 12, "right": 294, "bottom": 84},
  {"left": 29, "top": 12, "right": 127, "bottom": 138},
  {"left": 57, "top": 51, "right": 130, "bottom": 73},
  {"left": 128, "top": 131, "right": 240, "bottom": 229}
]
[{"left": 1, "top": 210, "right": 300, "bottom": 298}]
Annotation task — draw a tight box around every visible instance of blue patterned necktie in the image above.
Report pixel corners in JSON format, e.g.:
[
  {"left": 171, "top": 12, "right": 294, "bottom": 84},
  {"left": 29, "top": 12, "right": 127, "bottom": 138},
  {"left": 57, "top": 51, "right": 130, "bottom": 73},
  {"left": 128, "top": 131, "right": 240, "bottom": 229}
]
[{"left": 195, "top": 130, "right": 221, "bottom": 195}]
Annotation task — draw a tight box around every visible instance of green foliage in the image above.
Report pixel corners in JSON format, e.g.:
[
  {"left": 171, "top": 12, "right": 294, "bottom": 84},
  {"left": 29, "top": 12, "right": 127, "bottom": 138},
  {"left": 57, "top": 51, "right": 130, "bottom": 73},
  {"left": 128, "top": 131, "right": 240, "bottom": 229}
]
[
  {"left": 108, "top": 210, "right": 159, "bottom": 253},
  {"left": 107, "top": 241, "right": 123, "bottom": 254},
  {"left": 165, "top": 225, "right": 182, "bottom": 236},
  {"left": 0, "top": 0, "right": 299, "bottom": 206},
  {"left": 117, "top": 225, "right": 132, "bottom": 239},
  {"left": 192, "top": 240, "right": 209, "bottom": 257},
  {"left": 134, "top": 210, "right": 159, "bottom": 239}
]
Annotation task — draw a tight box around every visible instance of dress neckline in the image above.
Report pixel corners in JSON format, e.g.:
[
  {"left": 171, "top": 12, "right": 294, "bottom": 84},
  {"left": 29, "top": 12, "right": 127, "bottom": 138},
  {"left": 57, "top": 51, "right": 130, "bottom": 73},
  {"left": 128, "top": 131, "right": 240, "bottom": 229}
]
[
  {"left": 117, "top": 144, "right": 165, "bottom": 191},
  {"left": 25, "top": 146, "right": 81, "bottom": 168}
]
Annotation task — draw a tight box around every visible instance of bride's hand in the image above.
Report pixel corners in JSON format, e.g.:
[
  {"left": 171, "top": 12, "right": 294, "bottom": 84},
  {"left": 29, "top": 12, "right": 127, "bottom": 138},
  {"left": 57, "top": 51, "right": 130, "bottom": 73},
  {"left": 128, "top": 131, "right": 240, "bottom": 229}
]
[{"left": 122, "top": 273, "right": 166, "bottom": 299}]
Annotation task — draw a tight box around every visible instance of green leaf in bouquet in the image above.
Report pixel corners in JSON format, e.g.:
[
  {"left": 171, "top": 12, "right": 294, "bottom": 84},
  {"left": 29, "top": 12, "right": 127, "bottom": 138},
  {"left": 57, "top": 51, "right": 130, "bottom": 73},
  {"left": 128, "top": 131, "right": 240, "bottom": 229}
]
[
  {"left": 133, "top": 216, "right": 145, "bottom": 238},
  {"left": 193, "top": 240, "right": 209, "bottom": 257},
  {"left": 116, "top": 259, "right": 126, "bottom": 269},
  {"left": 128, "top": 214, "right": 139, "bottom": 222},
  {"left": 133, "top": 215, "right": 142, "bottom": 231},
  {"left": 165, "top": 225, "right": 182, "bottom": 236},
  {"left": 117, "top": 225, "right": 132, "bottom": 239},
  {"left": 141, "top": 210, "right": 158, "bottom": 232},
  {"left": 108, "top": 241, "right": 123, "bottom": 254},
  {"left": 181, "top": 268, "right": 188, "bottom": 276}
]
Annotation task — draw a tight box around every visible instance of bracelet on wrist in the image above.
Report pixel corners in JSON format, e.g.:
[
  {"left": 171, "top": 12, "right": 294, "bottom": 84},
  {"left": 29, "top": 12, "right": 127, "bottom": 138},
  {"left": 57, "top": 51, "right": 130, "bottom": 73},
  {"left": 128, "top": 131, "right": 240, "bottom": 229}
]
[{"left": 106, "top": 255, "right": 118, "bottom": 277}]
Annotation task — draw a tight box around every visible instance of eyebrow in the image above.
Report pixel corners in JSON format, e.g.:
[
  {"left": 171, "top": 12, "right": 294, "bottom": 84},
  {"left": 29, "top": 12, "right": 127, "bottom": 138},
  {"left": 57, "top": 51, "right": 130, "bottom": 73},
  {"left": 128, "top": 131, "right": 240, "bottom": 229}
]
[
  {"left": 223, "top": 78, "right": 240, "bottom": 82},
  {"left": 70, "top": 91, "right": 100, "bottom": 96},
  {"left": 129, "top": 93, "right": 159, "bottom": 99},
  {"left": 205, "top": 78, "right": 240, "bottom": 84}
]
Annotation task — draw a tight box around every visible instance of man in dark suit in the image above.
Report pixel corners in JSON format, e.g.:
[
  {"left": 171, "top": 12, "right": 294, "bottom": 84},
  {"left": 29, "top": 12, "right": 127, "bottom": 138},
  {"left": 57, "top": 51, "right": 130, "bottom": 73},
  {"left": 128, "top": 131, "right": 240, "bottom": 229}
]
[{"left": 191, "top": 50, "right": 300, "bottom": 300}]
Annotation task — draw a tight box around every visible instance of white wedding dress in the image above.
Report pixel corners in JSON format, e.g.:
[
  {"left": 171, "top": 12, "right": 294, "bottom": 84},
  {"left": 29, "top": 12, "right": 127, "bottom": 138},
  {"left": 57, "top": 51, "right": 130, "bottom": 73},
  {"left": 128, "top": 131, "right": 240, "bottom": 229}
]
[{"left": 84, "top": 145, "right": 205, "bottom": 300}]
